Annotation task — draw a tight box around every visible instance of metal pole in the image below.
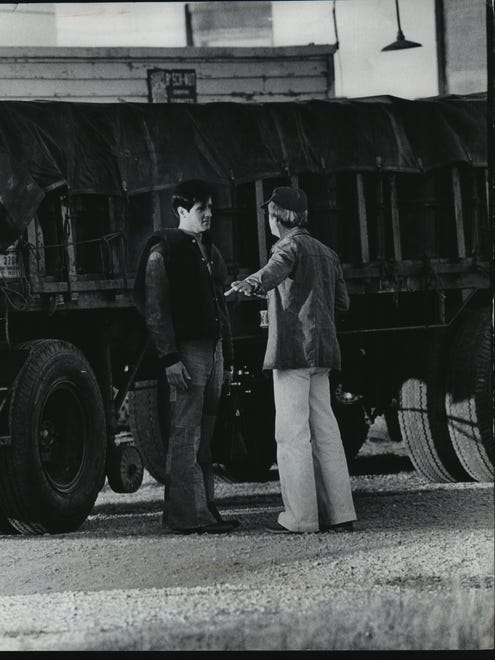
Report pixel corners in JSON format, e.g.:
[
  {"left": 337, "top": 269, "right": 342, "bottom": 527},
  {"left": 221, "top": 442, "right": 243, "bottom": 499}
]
[{"left": 395, "top": 0, "right": 403, "bottom": 35}]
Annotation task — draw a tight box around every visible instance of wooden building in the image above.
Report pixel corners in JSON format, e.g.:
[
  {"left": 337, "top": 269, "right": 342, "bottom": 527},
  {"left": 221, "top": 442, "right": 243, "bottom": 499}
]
[{"left": 0, "top": 45, "right": 336, "bottom": 103}]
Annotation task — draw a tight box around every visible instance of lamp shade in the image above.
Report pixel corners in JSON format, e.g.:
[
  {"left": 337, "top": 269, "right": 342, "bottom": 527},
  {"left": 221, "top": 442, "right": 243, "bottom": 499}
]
[
  {"left": 382, "top": 29, "right": 422, "bottom": 51},
  {"left": 381, "top": 0, "right": 422, "bottom": 52}
]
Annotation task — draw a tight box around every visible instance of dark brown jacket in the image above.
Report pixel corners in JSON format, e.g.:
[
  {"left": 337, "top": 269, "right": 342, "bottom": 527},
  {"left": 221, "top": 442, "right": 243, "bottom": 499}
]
[{"left": 135, "top": 229, "right": 233, "bottom": 368}]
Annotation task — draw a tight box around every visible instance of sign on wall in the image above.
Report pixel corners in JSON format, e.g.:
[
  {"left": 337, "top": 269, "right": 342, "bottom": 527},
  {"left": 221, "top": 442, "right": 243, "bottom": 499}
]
[
  {"left": 0, "top": 243, "right": 20, "bottom": 279},
  {"left": 147, "top": 68, "right": 197, "bottom": 103}
]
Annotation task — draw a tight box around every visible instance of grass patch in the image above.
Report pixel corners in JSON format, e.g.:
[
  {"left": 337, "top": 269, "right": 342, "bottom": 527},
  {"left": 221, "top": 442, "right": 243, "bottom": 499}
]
[{"left": 240, "top": 588, "right": 495, "bottom": 651}]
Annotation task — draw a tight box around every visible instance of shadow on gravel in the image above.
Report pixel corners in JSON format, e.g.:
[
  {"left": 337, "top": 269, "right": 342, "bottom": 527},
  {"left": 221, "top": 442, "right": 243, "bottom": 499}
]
[
  {"left": 93, "top": 499, "right": 164, "bottom": 517},
  {"left": 81, "top": 485, "right": 493, "bottom": 538},
  {"left": 350, "top": 453, "right": 414, "bottom": 475},
  {"left": 350, "top": 488, "right": 493, "bottom": 533},
  {"left": 213, "top": 452, "right": 415, "bottom": 484},
  {"left": 212, "top": 465, "right": 280, "bottom": 483}
]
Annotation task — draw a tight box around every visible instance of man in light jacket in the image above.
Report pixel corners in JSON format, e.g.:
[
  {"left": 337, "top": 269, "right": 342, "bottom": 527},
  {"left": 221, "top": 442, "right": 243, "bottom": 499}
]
[{"left": 226, "top": 186, "right": 356, "bottom": 534}]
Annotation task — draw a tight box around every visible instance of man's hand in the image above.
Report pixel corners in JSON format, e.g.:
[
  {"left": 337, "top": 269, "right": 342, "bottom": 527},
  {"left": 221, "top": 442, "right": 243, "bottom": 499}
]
[
  {"left": 223, "top": 366, "right": 234, "bottom": 387},
  {"left": 225, "top": 280, "right": 265, "bottom": 298},
  {"left": 165, "top": 361, "right": 191, "bottom": 391}
]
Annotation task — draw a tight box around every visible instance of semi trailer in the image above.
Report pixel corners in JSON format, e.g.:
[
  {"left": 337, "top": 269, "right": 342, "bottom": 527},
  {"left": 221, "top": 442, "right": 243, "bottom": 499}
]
[{"left": 0, "top": 93, "right": 490, "bottom": 534}]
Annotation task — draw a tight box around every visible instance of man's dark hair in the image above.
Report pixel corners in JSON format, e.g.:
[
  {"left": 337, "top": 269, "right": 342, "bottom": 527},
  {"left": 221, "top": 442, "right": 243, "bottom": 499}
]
[{"left": 172, "top": 180, "right": 214, "bottom": 215}]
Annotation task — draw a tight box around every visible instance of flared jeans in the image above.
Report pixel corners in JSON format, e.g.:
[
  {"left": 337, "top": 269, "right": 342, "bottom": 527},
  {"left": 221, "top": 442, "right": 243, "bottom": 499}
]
[{"left": 164, "top": 338, "right": 223, "bottom": 530}]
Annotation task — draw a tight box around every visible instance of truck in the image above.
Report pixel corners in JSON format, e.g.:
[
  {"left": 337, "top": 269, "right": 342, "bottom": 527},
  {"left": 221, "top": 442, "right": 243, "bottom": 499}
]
[{"left": 0, "top": 92, "right": 491, "bottom": 535}]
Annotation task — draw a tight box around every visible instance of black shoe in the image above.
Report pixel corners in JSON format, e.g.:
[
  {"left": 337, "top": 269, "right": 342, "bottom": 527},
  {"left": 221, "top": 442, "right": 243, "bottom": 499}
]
[
  {"left": 172, "top": 521, "right": 236, "bottom": 535},
  {"left": 264, "top": 522, "right": 313, "bottom": 534},
  {"left": 171, "top": 526, "right": 204, "bottom": 535},
  {"left": 208, "top": 503, "right": 241, "bottom": 528},
  {"left": 219, "top": 517, "right": 241, "bottom": 528},
  {"left": 320, "top": 521, "right": 355, "bottom": 533}
]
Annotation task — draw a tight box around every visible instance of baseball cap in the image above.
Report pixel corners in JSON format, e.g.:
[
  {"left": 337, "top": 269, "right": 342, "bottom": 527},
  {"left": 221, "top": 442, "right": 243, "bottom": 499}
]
[{"left": 261, "top": 186, "right": 308, "bottom": 214}]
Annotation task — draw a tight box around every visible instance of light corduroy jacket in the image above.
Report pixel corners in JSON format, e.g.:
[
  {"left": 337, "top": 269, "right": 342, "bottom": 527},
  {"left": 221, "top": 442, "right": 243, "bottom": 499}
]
[{"left": 245, "top": 227, "right": 349, "bottom": 371}]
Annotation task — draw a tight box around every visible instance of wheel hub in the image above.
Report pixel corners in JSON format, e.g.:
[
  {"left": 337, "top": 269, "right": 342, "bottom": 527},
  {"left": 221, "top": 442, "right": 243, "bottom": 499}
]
[{"left": 38, "top": 382, "right": 87, "bottom": 492}]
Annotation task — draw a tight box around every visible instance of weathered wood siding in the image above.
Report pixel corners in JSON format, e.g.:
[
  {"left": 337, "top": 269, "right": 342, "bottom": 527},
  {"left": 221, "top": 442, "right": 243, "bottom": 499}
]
[{"left": 0, "top": 46, "right": 335, "bottom": 103}]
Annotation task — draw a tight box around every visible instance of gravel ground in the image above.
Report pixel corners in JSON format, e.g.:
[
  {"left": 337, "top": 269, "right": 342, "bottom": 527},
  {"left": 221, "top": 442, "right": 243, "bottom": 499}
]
[{"left": 0, "top": 433, "right": 493, "bottom": 651}]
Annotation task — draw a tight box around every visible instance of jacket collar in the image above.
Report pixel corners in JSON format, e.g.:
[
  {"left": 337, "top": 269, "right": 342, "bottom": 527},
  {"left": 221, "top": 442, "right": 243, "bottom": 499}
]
[
  {"left": 271, "top": 227, "right": 310, "bottom": 252},
  {"left": 178, "top": 228, "right": 212, "bottom": 246}
]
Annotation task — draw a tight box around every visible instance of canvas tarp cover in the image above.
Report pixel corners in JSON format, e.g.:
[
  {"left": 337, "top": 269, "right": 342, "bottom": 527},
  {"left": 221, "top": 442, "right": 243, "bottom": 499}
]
[{"left": 0, "top": 93, "right": 486, "bottom": 251}]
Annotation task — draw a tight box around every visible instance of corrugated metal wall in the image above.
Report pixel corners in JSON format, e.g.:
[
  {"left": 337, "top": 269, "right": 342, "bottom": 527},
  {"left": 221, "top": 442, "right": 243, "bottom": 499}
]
[{"left": 0, "top": 45, "right": 335, "bottom": 103}]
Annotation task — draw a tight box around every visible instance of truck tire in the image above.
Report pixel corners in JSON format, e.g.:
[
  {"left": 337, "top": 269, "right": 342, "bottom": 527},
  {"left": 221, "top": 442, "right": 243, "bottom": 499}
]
[
  {"left": 384, "top": 408, "right": 402, "bottom": 443},
  {"left": 128, "top": 379, "right": 168, "bottom": 484},
  {"left": 476, "top": 314, "right": 493, "bottom": 464},
  {"left": 106, "top": 444, "right": 144, "bottom": 493},
  {"left": 217, "top": 378, "right": 364, "bottom": 480},
  {"left": 216, "top": 383, "right": 276, "bottom": 482},
  {"left": 332, "top": 401, "right": 369, "bottom": 462},
  {"left": 129, "top": 376, "right": 276, "bottom": 484},
  {"left": 445, "top": 308, "right": 493, "bottom": 482},
  {"left": 398, "top": 336, "right": 470, "bottom": 483},
  {"left": 0, "top": 340, "right": 106, "bottom": 534}
]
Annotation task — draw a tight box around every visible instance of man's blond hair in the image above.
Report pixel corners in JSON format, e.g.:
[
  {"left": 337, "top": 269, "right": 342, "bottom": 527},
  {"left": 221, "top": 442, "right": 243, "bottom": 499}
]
[{"left": 269, "top": 201, "right": 308, "bottom": 228}]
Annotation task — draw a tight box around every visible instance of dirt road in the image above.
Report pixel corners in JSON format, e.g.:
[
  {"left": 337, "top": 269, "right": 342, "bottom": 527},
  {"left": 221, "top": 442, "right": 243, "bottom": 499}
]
[{"left": 0, "top": 440, "right": 493, "bottom": 651}]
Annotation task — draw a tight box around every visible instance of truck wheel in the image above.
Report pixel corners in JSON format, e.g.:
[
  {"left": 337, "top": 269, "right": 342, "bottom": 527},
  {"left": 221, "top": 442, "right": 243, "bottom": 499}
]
[
  {"left": 332, "top": 398, "right": 369, "bottom": 462},
  {"left": 398, "top": 336, "right": 470, "bottom": 483},
  {"left": 476, "top": 313, "right": 493, "bottom": 464},
  {"left": 215, "top": 383, "right": 276, "bottom": 482},
  {"left": 384, "top": 408, "right": 402, "bottom": 443},
  {"left": 0, "top": 340, "right": 106, "bottom": 534},
  {"left": 128, "top": 379, "right": 168, "bottom": 484},
  {"left": 106, "top": 444, "right": 144, "bottom": 493},
  {"left": 445, "top": 308, "right": 493, "bottom": 482}
]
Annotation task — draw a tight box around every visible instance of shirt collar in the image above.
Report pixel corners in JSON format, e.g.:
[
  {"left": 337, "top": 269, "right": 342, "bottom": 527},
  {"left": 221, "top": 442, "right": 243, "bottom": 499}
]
[{"left": 179, "top": 229, "right": 212, "bottom": 246}]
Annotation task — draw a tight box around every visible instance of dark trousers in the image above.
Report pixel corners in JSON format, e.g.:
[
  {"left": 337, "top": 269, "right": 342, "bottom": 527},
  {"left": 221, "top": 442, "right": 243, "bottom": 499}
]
[{"left": 164, "top": 338, "right": 223, "bottom": 529}]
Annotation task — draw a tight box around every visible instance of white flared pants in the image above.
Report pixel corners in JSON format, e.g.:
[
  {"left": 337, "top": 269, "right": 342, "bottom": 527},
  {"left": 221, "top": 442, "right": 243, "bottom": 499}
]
[{"left": 273, "top": 367, "right": 357, "bottom": 532}]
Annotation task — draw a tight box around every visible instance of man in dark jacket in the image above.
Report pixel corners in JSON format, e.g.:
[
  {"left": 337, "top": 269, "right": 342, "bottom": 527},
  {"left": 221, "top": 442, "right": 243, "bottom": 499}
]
[
  {"left": 140, "top": 179, "right": 237, "bottom": 534},
  {"left": 226, "top": 187, "right": 356, "bottom": 534}
]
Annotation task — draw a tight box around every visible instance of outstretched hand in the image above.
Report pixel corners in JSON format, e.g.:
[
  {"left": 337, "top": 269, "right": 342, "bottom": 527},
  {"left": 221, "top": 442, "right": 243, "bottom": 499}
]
[{"left": 225, "top": 280, "right": 265, "bottom": 298}]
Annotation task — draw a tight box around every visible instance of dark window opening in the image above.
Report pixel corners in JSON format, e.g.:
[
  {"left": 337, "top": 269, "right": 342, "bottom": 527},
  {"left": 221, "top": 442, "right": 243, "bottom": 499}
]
[
  {"left": 299, "top": 173, "right": 340, "bottom": 254},
  {"left": 36, "top": 193, "right": 66, "bottom": 280},
  {"left": 126, "top": 193, "right": 154, "bottom": 273},
  {"left": 69, "top": 195, "right": 115, "bottom": 276}
]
